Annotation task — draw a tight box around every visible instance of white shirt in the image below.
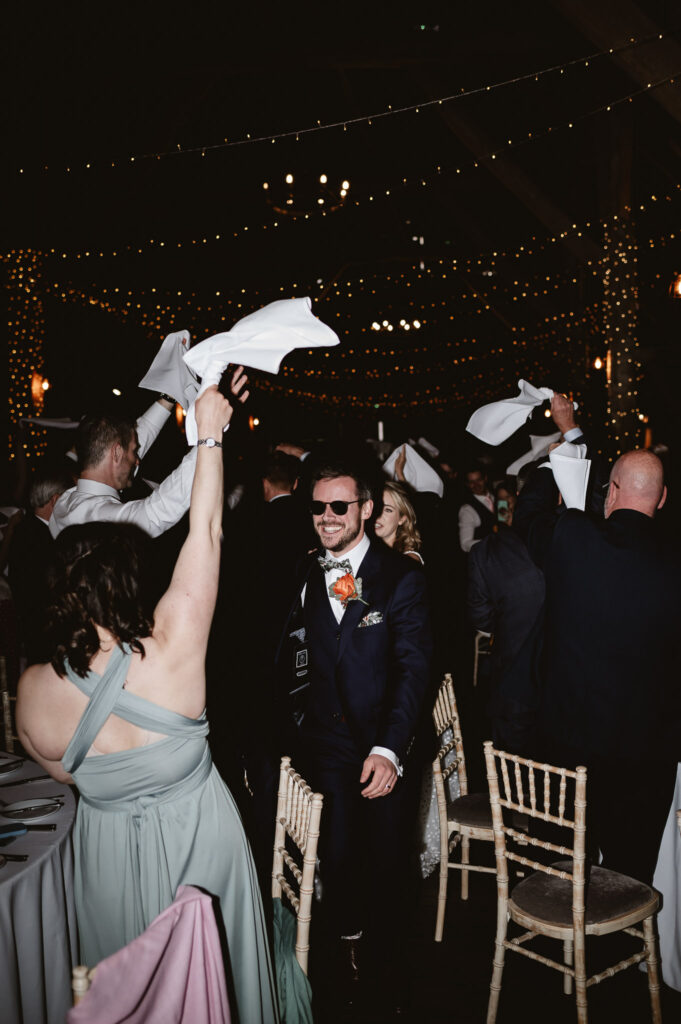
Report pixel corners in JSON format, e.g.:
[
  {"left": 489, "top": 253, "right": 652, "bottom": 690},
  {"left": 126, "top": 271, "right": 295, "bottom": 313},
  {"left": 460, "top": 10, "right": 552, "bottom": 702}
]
[
  {"left": 50, "top": 402, "right": 197, "bottom": 539},
  {"left": 303, "top": 532, "right": 401, "bottom": 775},
  {"left": 458, "top": 492, "right": 495, "bottom": 553}
]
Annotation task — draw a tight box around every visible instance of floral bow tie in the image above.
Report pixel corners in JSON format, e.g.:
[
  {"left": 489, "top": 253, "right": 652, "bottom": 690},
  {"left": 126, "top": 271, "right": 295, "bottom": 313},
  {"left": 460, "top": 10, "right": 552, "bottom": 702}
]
[{"left": 318, "top": 556, "right": 353, "bottom": 574}]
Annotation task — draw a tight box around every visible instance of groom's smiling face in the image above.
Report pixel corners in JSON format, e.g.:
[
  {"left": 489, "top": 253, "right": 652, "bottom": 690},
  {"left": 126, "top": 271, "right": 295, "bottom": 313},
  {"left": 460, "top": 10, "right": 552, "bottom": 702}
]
[{"left": 312, "top": 475, "right": 372, "bottom": 556}]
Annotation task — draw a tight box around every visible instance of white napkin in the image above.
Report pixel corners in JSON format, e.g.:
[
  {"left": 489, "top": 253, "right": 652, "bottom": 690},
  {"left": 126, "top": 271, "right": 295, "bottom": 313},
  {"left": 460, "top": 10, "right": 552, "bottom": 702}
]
[
  {"left": 138, "top": 330, "right": 198, "bottom": 410},
  {"left": 547, "top": 441, "right": 590, "bottom": 510},
  {"left": 383, "top": 444, "right": 444, "bottom": 498},
  {"left": 506, "top": 432, "right": 561, "bottom": 475},
  {"left": 183, "top": 297, "right": 339, "bottom": 445},
  {"left": 466, "top": 380, "right": 577, "bottom": 446}
]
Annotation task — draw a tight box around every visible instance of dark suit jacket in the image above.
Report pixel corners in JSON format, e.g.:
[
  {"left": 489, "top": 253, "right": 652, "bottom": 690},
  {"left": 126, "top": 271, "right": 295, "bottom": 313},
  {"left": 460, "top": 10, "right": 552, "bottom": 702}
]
[
  {"left": 522, "top": 473, "right": 681, "bottom": 764},
  {"left": 278, "top": 539, "right": 433, "bottom": 765},
  {"left": 260, "top": 495, "right": 314, "bottom": 649},
  {"left": 468, "top": 525, "right": 545, "bottom": 683}
]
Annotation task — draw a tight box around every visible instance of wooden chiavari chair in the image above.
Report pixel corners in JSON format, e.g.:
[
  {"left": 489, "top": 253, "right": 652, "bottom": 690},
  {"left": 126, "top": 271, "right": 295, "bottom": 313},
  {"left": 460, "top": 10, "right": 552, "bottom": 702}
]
[
  {"left": 484, "top": 742, "right": 662, "bottom": 1024},
  {"left": 0, "top": 656, "right": 18, "bottom": 753},
  {"left": 272, "top": 755, "right": 324, "bottom": 975},
  {"left": 473, "top": 630, "right": 492, "bottom": 688},
  {"left": 72, "top": 966, "right": 97, "bottom": 1004},
  {"left": 432, "top": 673, "right": 495, "bottom": 941}
]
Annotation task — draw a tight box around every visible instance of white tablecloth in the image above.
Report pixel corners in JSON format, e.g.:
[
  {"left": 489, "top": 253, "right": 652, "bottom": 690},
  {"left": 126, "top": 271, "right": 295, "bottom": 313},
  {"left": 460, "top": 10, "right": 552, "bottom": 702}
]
[
  {"left": 653, "top": 762, "right": 681, "bottom": 992},
  {"left": 0, "top": 753, "right": 78, "bottom": 1024}
]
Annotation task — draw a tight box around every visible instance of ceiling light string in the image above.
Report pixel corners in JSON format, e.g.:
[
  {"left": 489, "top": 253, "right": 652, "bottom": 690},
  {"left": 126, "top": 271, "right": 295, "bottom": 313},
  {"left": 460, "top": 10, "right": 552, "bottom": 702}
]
[
  {"left": 14, "top": 30, "right": 675, "bottom": 177},
  {"left": 22, "top": 77, "right": 680, "bottom": 264}
]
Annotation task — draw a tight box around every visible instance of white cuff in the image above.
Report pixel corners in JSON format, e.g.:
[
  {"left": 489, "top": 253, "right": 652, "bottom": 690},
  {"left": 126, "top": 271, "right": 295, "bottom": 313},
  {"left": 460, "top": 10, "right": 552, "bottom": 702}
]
[
  {"left": 563, "top": 426, "right": 583, "bottom": 443},
  {"left": 369, "top": 746, "right": 403, "bottom": 777}
]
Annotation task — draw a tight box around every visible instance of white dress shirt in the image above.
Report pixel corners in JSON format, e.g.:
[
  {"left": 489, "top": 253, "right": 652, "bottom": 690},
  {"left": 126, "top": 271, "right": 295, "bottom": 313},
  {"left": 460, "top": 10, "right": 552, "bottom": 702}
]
[
  {"left": 303, "top": 533, "right": 401, "bottom": 775},
  {"left": 50, "top": 402, "right": 197, "bottom": 539},
  {"left": 458, "top": 492, "right": 495, "bottom": 553}
]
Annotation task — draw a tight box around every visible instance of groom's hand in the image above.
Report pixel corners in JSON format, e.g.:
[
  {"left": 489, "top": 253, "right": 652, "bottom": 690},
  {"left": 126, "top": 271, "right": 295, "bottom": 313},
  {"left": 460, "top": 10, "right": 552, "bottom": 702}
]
[{"left": 360, "top": 754, "right": 398, "bottom": 799}]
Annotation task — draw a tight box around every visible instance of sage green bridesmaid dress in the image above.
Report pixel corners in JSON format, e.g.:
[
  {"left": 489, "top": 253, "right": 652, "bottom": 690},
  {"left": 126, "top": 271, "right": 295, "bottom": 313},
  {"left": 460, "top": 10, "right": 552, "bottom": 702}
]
[{"left": 61, "top": 643, "right": 279, "bottom": 1024}]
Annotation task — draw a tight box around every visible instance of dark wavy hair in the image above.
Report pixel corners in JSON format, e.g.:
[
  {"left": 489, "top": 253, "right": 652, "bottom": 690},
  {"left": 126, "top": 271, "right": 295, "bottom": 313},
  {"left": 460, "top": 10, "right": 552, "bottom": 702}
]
[{"left": 47, "top": 523, "right": 154, "bottom": 678}]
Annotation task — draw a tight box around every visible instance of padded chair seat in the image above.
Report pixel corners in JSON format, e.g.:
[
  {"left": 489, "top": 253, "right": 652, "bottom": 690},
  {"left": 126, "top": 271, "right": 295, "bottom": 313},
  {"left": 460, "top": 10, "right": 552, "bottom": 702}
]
[
  {"left": 448, "top": 792, "right": 493, "bottom": 830},
  {"left": 511, "top": 860, "right": 658, "bottom": 930}
]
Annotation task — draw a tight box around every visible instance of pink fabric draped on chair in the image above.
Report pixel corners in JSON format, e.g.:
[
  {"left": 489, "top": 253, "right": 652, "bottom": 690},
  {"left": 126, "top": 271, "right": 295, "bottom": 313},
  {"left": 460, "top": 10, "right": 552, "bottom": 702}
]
[{"left": 68, "top": 886, "right": 230, "bottom": 1024}]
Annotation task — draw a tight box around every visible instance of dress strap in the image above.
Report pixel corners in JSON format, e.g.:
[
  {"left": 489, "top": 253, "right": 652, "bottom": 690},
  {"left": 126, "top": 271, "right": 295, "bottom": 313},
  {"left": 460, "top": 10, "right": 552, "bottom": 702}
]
[{"left": 62, "top": 645, "right": 132, "bottom": 775}]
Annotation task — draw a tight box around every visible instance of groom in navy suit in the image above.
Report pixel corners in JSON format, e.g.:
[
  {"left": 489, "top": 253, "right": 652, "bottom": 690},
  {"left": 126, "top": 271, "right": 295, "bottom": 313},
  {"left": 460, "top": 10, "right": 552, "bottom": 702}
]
[{"left": 277, "top": 458, "right": 432, "bottom": 1005}]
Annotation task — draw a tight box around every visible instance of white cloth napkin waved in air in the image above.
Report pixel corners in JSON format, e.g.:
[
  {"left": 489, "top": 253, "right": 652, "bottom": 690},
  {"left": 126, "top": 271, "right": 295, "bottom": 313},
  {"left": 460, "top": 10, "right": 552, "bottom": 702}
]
[
  {"left": 545, "top": 441, "right": 591, "bottom": 511},
  {"left": 139, "top": 330, "right": 198, "bottom": 410},
  {"left": 506, "top": 432, "right": 561, "bottom": 475},
  {"left": 182, "top": 297, "right": 339, "bottom": 445},
  {"left": 383, "top": 444, "right": 444, "bottom": 498},
  {"left": 466, "top": 379, "right": 577, "bottom": 446}
]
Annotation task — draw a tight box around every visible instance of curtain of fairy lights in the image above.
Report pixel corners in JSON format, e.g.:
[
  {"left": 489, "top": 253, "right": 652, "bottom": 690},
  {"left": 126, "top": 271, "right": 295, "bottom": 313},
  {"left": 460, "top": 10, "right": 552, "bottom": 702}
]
[
  {"left": 601, "top": 216, "right": 642, "bottom": 455},
  {"left": 5, "top": 250, "right": 47, "bottom": 458}
]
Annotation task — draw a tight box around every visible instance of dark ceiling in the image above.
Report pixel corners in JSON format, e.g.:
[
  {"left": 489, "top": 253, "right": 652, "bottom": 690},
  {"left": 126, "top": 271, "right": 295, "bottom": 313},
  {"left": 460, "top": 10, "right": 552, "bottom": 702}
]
[{"left": 5, "top": 0, "right": 681, "bottom": 449}]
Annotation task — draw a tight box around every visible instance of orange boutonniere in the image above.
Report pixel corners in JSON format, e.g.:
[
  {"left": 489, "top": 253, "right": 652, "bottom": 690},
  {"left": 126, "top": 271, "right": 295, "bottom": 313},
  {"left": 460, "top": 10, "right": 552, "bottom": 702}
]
[{"left": 329, "top": 572, "right": 369, "bottom": 607}]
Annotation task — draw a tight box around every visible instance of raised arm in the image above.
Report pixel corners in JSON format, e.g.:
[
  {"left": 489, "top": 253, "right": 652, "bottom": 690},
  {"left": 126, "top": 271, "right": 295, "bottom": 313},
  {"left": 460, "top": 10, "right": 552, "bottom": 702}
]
[
  {"left": 135, "top": 398, "right": 174, "bottom": 459},
  {"left": 152, "top": 376, "right": 247, "bottom": 667},
  {"left": 513, "top": 394, "right": 573, "bottom": 563}
]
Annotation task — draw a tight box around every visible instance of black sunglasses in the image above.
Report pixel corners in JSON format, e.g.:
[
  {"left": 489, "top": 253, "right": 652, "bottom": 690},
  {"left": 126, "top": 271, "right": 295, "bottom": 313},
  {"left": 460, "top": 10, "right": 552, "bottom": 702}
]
[{"left": 310, "top": 499, "right": 361, "bottom": 516}]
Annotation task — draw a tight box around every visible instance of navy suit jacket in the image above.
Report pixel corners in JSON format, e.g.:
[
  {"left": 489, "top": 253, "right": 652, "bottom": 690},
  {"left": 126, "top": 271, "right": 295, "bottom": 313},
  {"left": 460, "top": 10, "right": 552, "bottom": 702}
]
[
  {"left": 468, "top": 525, "right": 545, "bottom": 684},
  {"left": 278, "top": 539, "right": 433, "bottom": 764}
]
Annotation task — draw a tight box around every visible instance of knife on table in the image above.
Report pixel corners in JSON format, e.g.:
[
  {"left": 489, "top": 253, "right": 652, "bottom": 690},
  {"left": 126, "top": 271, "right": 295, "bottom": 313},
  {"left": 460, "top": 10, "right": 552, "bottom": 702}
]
[{"left": 0, "top": 775, "right": 51, "bottom": 788}]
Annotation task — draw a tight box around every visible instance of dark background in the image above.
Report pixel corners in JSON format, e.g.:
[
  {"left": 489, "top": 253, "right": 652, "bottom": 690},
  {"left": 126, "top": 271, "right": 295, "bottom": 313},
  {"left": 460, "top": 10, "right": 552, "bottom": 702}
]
[{"left": 5, "top": 0, "right": 681, "bottom": 464}]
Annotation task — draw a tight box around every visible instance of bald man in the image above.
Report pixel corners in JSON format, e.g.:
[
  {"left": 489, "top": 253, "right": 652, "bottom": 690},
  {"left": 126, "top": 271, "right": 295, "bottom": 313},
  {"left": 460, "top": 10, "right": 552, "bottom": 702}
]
[{"left": 520, "top": 438, "right": 681, "bottom": 884}]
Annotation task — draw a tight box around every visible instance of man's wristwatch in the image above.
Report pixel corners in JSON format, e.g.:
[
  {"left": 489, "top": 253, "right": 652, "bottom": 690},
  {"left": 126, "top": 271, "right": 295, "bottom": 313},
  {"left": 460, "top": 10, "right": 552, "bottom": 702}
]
[{"left": 197, "top": 437, "right": 223, "bottom": 449}]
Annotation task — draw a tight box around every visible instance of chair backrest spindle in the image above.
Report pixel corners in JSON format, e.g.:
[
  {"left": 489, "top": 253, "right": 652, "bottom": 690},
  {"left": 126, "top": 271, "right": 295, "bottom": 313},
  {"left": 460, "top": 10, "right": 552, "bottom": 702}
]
[
  {"left": 484, "top": 742, "right": 583, "bottom": 902},
  {"left": 431, "top": 673, "right": 469, "bottom": 798},
  {"left": 271, "top": 756, "right": 324, "bottom": 975}
]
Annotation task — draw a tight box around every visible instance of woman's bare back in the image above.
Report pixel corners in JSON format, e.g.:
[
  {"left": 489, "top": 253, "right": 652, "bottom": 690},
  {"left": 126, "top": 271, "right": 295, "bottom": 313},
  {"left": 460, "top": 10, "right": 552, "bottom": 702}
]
[{"left": 16, "top": 634, "right": 206, "bottom": 780}]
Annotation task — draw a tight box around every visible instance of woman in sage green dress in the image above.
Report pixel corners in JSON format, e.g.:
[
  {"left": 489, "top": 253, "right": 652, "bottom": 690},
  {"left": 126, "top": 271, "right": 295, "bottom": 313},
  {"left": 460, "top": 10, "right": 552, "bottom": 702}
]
[{"left": 16, "top": 382, "right": 279, "bottom": 1024}]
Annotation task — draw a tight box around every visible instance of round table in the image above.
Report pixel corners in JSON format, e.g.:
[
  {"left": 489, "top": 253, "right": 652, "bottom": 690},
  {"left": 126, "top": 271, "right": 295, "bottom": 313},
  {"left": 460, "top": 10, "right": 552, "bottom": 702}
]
[{"left": 0, "top": 752, "right": 78, "bottom": 1024}]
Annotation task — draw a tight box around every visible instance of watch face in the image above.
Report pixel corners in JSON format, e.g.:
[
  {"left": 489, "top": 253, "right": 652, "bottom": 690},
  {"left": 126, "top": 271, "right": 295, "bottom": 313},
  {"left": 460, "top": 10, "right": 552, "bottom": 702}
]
[{"left": 204, "top": 438, "right": 216, "bottom": 447}]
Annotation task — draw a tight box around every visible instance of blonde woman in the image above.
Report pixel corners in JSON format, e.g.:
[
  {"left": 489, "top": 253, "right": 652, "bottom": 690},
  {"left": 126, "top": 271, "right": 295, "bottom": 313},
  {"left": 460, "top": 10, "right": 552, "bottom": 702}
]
[{"left": 374, "top": 481, "right": 424, "bottom": 564}]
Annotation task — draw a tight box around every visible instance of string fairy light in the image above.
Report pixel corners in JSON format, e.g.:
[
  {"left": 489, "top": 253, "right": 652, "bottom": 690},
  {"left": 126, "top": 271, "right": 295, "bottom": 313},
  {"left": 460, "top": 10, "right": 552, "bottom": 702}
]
[
  {"left": 13, "top": 30, "right": 675, "bottom": 177},
  {"left": 22, "top": 76, "right": 681, "bottom": 265},
  {"left": 35, "top": 269, "right": 602, "bottom": 415},
  {"left": 6, "top": 199, "right": 679, "bottom": 429},
  {"left": 600, "top": 217, "right": 641, "bottom": 454},
  {"left": 5, "top": 250, "right": 47, "bottom": 458}
]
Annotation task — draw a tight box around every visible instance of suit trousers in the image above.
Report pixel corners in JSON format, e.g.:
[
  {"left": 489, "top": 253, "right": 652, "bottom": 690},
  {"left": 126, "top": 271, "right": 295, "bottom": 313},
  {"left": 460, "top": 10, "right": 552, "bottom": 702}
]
[
  {"left": 302, "top": 731, "right": 420, "bottom": 956},
  {"left": 587, "top": 757, "right": 676, "bottom": 886}
]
